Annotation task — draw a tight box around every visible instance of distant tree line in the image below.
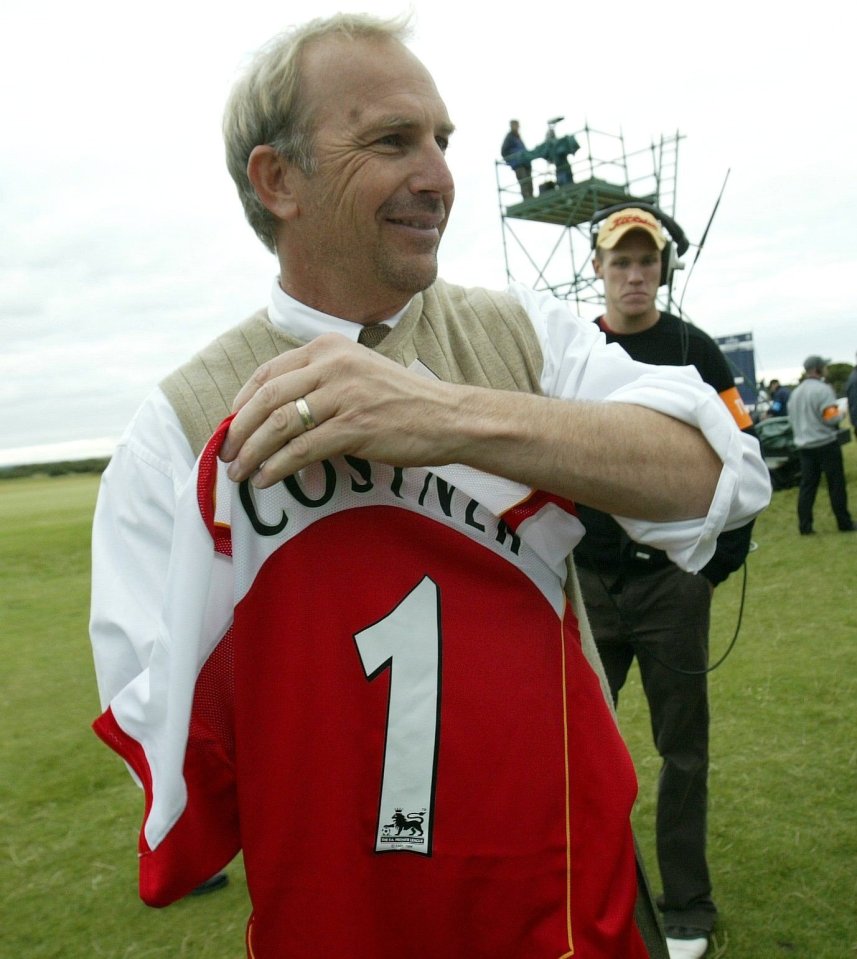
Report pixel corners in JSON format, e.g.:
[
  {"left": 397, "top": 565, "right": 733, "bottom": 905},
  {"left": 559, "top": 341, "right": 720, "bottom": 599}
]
[{"left": 0, "top": 458, "right": 110, "bottom": 480}]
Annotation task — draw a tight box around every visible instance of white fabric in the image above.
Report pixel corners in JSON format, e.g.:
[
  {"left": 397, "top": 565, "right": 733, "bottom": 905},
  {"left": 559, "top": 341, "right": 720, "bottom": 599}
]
[{"left": 90, "top": 278, "right": 771, "bottom": 710}]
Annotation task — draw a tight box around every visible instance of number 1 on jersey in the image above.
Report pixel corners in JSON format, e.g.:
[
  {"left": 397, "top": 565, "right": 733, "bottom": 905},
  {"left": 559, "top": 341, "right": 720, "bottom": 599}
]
[{"left": 354, "top": 576, "right": 441, "bottom": 855}]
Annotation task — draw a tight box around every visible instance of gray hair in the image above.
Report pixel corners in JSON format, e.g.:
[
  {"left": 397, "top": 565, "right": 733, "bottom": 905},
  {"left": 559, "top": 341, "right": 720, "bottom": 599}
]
[{"left": 223, "top": 13, "right": 412, "bottom": 253}]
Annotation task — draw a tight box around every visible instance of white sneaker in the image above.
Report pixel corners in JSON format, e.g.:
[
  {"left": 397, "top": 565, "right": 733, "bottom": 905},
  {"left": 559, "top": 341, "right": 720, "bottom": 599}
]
[{"left": 666, "top": 935, "right": 708, "bottom": 959}]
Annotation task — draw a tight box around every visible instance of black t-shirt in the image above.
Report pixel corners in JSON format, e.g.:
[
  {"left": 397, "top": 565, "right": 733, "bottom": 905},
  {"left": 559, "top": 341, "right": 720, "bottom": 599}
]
[{"left": 596, "top": 312, "right": 735, "bottom": 393}]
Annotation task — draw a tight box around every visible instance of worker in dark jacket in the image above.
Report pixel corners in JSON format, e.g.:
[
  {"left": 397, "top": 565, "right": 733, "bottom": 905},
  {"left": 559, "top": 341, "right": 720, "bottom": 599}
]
[{"left": 501, "top": 119, "right": 533, "bottom": 199}]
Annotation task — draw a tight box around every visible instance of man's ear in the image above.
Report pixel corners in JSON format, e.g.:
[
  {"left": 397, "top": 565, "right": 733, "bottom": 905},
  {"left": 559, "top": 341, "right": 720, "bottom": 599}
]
[
  {"left": 247, "top": 145, "right": 300, "bottom": 222},
  {"left": 592, "top": 251, "right": 604, "bottom": 278}
]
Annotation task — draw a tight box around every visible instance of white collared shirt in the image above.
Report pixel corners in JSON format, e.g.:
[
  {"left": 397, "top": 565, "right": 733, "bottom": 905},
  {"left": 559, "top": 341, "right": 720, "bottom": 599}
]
[{"left": 268, "top": 281, "right": 410, "bottom": 342}]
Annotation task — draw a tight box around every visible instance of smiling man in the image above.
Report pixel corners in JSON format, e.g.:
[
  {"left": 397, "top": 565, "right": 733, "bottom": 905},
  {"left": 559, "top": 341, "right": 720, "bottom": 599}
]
[
  {"left": 89, "top": 16, "right": 770, "bottom": 959},
  {"left": 241, "top": 32, "right": 455, "bottom": 321}
]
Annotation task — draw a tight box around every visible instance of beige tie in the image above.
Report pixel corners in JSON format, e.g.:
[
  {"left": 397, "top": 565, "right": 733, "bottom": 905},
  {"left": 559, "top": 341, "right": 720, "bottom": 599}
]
[{"left": 357, "top": 323, "right": 392, "bottom": 348}]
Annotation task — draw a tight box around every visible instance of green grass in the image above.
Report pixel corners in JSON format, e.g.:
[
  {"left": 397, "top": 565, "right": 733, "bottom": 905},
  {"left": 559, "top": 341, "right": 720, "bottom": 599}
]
[
  {"left": 620, "top": 436, "right": 857, "bottom": 958},
  {"left": 0, "top": 476, "right": 250, "bottom": 958},
  {"left": 2, "top": 448, "right": 856, "bottom": 957}
]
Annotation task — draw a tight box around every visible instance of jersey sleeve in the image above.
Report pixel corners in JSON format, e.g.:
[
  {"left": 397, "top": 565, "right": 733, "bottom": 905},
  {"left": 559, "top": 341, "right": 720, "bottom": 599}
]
[
  {"left": 90, "top": 389, "right": 197, "bottom": 712},
  {"left": 92, "top": 418, "right": 239, "bottom": 905}
]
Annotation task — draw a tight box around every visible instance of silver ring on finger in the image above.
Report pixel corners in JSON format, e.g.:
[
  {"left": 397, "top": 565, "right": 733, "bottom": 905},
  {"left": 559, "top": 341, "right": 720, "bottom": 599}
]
[{"left": 294, "top": 396, "right": 318, "bottom": 431}]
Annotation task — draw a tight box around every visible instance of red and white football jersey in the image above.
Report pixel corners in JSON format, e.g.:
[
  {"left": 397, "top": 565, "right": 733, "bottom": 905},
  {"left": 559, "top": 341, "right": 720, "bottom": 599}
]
[{"left": 94, "top": 417, "right": 648, "bottom": 958}]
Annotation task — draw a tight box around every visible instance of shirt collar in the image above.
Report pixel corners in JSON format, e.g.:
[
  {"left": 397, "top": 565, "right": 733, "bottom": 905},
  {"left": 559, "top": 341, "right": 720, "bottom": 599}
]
[{"left": 267, "top": 278, "right": 410, "bottom": 343}]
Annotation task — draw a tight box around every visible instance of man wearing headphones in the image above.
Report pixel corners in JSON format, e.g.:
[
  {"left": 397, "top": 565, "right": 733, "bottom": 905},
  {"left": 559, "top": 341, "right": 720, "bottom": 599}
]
[{"left": 574, "top": 206, "right": 758, "bottom": 959}]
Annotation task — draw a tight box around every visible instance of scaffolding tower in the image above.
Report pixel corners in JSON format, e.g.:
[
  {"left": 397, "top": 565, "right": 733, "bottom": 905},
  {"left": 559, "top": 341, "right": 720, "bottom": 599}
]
[{"left": 497, "top": 123, "right": 684, "bottom": 314}]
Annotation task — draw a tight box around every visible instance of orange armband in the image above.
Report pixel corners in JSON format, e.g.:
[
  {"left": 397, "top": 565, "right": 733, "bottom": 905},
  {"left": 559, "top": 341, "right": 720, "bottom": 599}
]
[{"left": 719, "top": 385, "right": 753, "bottom": 430}]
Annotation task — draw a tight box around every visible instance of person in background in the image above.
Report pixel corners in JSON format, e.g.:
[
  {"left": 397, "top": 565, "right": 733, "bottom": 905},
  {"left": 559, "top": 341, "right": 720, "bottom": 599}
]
[
  {"left": 500, "top": 119, "right": 533, "bottom": 199},
  {"left": 544, "top": 118, "right": 573, "bottom": 186},
  {"left": 845, "top": 351, "right": 857, "bottom": 439},
  {"left": 767, "top": 378, "right": 790, "bottom": 417},
  {"left": 788, "top": 355, "right": 855, "bottom": 534},
  {"left": 88, "top": 17, "right": 770, "bottom": 958},
  {"left": 574, "top": 206, "right": 761, "bottom": 959}
]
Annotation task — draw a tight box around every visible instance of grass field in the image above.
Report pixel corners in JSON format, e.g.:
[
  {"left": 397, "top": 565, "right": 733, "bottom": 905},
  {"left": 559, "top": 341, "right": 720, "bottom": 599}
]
[{"left": 1, "top": 448, "right": 855, "bottom": 958}]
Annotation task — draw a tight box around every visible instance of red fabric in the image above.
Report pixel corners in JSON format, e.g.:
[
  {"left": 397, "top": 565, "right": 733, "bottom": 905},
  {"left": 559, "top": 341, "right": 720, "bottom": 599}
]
[
  {"left": 198, "top": 415, "right": 234, "bottom": 557},
  {"left": 501, "top": 489, "right": 578, "bottom": 532},
  {"left": 229, "top": 507, "right": 645, "bottom": 958},
  {"left": 93, "top": 699, "right": 240, "bottom": 906}
]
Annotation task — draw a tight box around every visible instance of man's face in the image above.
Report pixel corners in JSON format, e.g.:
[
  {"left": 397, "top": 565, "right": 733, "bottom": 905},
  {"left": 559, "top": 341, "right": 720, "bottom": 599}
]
[
  {"left": 282, "top": 35, "right": 455, "bottom": 321},
  {"left": 594, "top": 231, "right": 662, "bottom": 328}
]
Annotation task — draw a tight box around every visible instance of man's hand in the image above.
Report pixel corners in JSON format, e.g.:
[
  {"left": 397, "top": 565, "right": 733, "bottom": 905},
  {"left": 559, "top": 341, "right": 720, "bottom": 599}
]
[
  {"left": 220, "top": 333, "right": 463, "bottom": 487},
  {"left": 219, "top": 332, "right": 727, "bottom": 522}
]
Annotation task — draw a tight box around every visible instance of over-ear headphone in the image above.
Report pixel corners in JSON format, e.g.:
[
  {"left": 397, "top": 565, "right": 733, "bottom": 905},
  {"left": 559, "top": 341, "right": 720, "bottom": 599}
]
[{"left": 590, "top": 202, "right": 689, "bottom": 288}]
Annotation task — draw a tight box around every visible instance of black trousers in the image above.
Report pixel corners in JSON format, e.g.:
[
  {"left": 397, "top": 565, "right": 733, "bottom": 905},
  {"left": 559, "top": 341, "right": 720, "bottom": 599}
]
[
  {"left": 797, "top": 441, "right": 852, "bottom": 532},
  {"left": 577, "top": 563, "right": 717, "bottom": 933}
]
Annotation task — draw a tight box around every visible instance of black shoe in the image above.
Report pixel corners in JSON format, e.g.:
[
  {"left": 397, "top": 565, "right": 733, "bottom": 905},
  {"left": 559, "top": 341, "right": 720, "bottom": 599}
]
[
  {"left": 839, "top": 522, "right": 856, "bottom": 532},
  {"left": 187, "top": 872, "right": 229, "bottom": 896},
  {"left": 799, "top": 529, "right": 816, "bottom": 535}
]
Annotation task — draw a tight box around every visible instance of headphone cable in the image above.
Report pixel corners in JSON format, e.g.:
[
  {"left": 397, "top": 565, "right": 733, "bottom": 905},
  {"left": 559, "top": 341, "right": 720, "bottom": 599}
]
[{"left": 592, "top": 559, "right": 747, "bottom": 676}]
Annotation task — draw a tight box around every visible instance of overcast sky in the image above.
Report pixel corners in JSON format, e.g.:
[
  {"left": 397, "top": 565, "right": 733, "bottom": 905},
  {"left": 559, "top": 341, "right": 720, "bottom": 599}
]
[{"left": 2, "top": 0, "right": 855, "bottom": 465}]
